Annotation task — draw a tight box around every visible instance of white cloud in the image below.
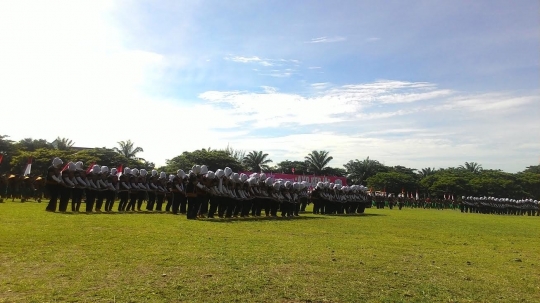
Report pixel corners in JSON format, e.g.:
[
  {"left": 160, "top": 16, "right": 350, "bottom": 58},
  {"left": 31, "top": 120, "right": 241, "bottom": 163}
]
[
  {"left": 1, "top": 1, "right": 537, "bottom": 172},
  {"left": 307, "top": 36, "right": 347, "bottom": 43}
]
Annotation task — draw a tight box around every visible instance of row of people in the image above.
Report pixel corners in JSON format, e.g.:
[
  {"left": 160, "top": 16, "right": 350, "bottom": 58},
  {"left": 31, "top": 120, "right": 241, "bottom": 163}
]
[
  {"left": 461, "top": 196, "right": 539, "bottom": 216},
  {"left": 44, "top": 158, "right": 370, "bottom": 219}
]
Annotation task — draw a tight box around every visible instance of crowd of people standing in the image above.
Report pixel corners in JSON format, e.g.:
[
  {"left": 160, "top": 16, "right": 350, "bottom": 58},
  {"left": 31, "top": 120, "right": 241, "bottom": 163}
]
[{"left": 42, "top": 158, "right": 371, "bottom": 219}]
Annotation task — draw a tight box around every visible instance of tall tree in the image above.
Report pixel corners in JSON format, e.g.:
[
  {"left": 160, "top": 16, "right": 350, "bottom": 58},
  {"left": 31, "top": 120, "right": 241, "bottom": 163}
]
[
  {"left": 243, "top": 151, "right": 272, "bottom": 173},
  {"left": 418, "top": 167, "right": 436, "bottom": 178},
  {"left": 366, "top": 172, "right": 417, "bottom": 194},
  {"left": 276, "top": 160, "right": 309, "bottom": 174},
  {"left": 305, "top": 150, "right": 333, "bottom": 175},
  {"left": 522, "top": 165, "right": 540, "bottom": 174},
  {"left": 114, "top": 140, "right": 144, "bottom": 161},
  {"left": 54, "top": 137, "right": 75, "bottom": 150},
  {"left": 163, "top": 149, "right": 243, "bottom": 173},
  {"left": 14, "top": 138, "right": 51, "bottom": 152},
  {"left": 459, "top": 162, "right": 483, "bottom": 173},
  {"left": 343, "top": 156, "right": 388, "bottom": 185},
  {"left": 0, "top": 135, "right": 15, "bottom": 174}
]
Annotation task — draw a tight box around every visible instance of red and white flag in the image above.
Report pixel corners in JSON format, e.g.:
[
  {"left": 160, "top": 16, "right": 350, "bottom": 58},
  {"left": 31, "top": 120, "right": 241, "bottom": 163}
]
[
  {"left": 86, "top": 162, "right": 95, "bottom": 174},
  {"left": 291, "top": 167, "right": 295, "bottom": 174},
  {"left": 23, "top": 157, "right": 32, "bottom": 176}
]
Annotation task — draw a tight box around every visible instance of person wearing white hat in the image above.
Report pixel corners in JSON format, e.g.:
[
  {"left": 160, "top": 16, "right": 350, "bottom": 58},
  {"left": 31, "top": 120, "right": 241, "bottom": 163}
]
[
  {"left": 155, "top": 172, "right": 167, "bottom": 211},
  {"left": 136, "top": 169, "right": 149, "bottom": 211},
  {"left": 117, "top": 167, "right": 131, "bottom": 212},
  {"left": 71, "top": 161, "right": 87, "bottom": 212},
  {"left": 145, "top": 170, "right": 159, "bottom": 211},
  {"left": 45, "top": 157, "right": 64, "bottom": 212},
  {"left": 126, "top": 168, "right": 140, "bottom": 212},
  {"left": 94, "top": 165, "right": 109, "bottom": 212},
  {"left": 84, "top": 164, "right": 101, "bottom": 213},
  {"left": 58, "top": 161, "right": 76, "bottom": 213},
  {"left": 104, "top": 167, "right": 118, "bottom": 212}
]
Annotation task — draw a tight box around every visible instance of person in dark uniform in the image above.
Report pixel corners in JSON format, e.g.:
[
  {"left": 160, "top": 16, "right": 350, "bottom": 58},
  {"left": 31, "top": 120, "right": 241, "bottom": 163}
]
[
  {"left": 198, "top": 165, "right": 210, "bottom": 217},
  {"left": 214, "top": 169, "right": 227, "bottom": 218},
  {"left": 137, "top": 169, "right": 148, "bottom": 211},
  {"left": 72, "top": 161, "right": 86, "bottom": 212},
  {"left": 127, "top": 168, "right": 140, "bottom": 212},
  {"left": 165, "top": 174, "right": 175, "bottom": 212},
  {"left": 171, "top": 172, "right": 185, "bottom": 215},
  {"left": 146, "top": 170, "right": 158, "bottom": 211},
  {"left": 94, "top": 165, "right": 108, "bottom": 212},
  {"left": 205, "top": 171, "right": 219, "bottom": 218},
  {"left": 104, "top": 167, "right": 118, "bottom": 212},
  {"left": 118, "top": 167, "right": 131, "bottom": 212},
  {"left": 85, "top": 165, "right": 101, "bottom": 213},
  {"left": 59, "top": 162, "right": 76, "bottom": 212},
  {"left": 177, "top": 170, "right": 188, "bottom": 214},
  {"left": 45, "top": 157, "right": 64, "bottom": 212},
  {"left": 186, "top": 172, "right": 199, "bottom": 219},
  {"left": 155, "top": 172, "right": 167, "bottom": 212}
]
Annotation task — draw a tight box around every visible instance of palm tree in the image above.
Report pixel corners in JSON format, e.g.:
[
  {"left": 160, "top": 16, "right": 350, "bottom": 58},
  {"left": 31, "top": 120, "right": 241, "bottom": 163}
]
[
  {"left": 459, "top": 162, "right": 483, "bottom": 173},
  {"left": 418, "top": 167, "right": 436, "bottom": 178},
  {"left": 305, "top": 150, "right": 333, "bottom": 175},
  {"left": 243, "top": 151, "right": 273, "bottom": 173},
  {"left": 114, "top": 140, "right": 144, "bottom": 160},
  {"left": 54, "top": 137, "right": 75, "bottom": 150}
]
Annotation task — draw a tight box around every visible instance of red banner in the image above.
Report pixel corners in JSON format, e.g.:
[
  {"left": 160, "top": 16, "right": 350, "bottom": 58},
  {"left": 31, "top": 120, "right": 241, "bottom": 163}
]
[{"left": 244, "top": 172, "right": 347, "bottom": 187}]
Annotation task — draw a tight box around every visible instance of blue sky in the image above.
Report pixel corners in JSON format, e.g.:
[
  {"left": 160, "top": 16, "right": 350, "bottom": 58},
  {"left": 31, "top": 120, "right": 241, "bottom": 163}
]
[{"left": 0, "top": 0, "right": 538, "bottom": 172}]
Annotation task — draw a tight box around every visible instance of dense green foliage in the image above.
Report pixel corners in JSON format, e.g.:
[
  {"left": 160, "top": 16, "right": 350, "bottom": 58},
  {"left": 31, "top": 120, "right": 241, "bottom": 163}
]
[{"left": 0, "top": 202, "right": 538, "bottom": 302}]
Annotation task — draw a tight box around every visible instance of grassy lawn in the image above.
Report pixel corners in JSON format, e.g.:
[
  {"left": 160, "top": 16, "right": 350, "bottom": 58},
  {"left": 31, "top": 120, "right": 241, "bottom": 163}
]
[{"left": 0, "top": 201, "right": 539, "bottom": 303}]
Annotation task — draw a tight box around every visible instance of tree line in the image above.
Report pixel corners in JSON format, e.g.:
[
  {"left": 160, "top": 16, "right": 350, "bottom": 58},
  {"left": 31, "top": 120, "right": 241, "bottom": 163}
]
[{"left": 0, "top": 135, "right": 538, "bottom": 199}]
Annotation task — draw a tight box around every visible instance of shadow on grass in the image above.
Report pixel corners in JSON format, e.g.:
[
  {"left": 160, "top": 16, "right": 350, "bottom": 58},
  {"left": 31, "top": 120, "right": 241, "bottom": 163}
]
[
  {"left": 48, "top": 210, "right": 183, "bottom": 215},
  {"left": 200, "top": 215, "right": 327, "bottom": 223},
  {"left": 323, "top": 213, "right": 387, "bottom": 217}
]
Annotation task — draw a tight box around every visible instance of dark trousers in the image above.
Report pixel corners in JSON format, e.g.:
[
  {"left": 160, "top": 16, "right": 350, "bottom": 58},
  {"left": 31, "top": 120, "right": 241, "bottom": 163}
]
[
  {"left": 104, "top": 190, "right": 115, "bottom": 212},
  {"left": 300, "top": 200, "right": 307, "bottom": 212},
  {"left": 217, "top": 197, "right": 228, "bottom": 217},
  {"left": 165, "top": 194, "right": 173, "bottom": 212},
  {"left": 59, "top": 186, "right": 71, "bottom": 212},
  {"left": 241, "top": 200, "right": 252, "bottom": 217},
  {"left": 270, "top": 200, "right": 279, "bottom": 216},
  {"left": 118, "top": 191, "right": 129, "bottom": 211},
  {"left": 179, "top": 195, "right": 187, "bottom": 214},
  {"left": 155, "top": 194, "right": 164, "bottom": 211},
  {"left": 86, "top": 189, "right": 96, "bottom": 212},
  {"left": 187, "top": 196, "right": 201, "bottom": 219},
  {"left": 95, "top": 191, "right": 105, "bottom": 211},
  {"left": 233, "top": 199, "right": 242, "bottom": 217},
  {"left": 147, "top": 192, "right": 156, "bottom": 211},
  {"left": 262, "top": 199, "right": 271, "bottom": 216},
  {"left": 280, "top": 202, "right": 287, "bottom": 216},
  {"left": 208, "top": 196, "right": 219, "bottom": 218},
  {"left": 172, "top": 192, "right": 183, "bottom": 214},
  {"left": 46, "top": 184, "right": 61, "bottom": 211},
  {"left": 137, "top": 191, "right": 146, "bottom": 211},
  {"left": 294, "top": 203, "right": 300, "bottom": 216},
  {"left": 127, "top": 193, "right": 137, "bottom": 211},
  {"left": 225, "top": 198, "right": 236, "bottom": 218},
  {"left": 199, "top": 196, "right": 209, "bottom": 215},
  {"left": 208, "top": 196, "right": 223, "bottom": 218},
  {"left": 72, "top": 188, "right": 83, "bottom": 211}
]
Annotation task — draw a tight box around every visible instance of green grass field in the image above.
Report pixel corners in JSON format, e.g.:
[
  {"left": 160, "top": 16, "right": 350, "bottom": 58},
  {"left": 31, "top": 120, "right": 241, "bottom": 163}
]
[{"left": 0, "top": 201, "right": 539, "bottom": 303}]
